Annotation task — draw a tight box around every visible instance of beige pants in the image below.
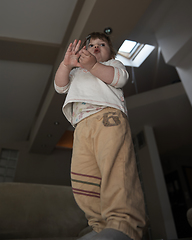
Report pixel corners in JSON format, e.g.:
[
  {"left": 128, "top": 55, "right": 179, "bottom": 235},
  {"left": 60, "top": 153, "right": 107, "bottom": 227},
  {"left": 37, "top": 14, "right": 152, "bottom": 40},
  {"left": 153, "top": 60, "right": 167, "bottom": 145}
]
[{"left": 71, "top": 108, "right": 146, "bottom": 240}]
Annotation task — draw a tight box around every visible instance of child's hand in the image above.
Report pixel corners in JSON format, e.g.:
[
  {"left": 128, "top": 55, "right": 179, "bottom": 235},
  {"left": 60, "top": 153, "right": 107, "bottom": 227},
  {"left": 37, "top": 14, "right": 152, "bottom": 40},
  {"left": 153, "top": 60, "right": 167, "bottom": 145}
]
[
  {"left": 78, "top": 47, "right": 97, "bottom": 71},
  {"left": 63, "top": 39, "right": 82, "bottom": 69}
]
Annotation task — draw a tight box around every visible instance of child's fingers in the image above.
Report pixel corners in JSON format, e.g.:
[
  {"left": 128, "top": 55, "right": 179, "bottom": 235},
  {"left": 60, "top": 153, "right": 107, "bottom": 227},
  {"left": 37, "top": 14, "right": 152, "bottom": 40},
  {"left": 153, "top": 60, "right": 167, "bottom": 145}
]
[
  {"left": 71, "top": 39, "right": 77, "bottom": 51},
  {"left": 66, "top": 42, "right": 73, "bottom": 52},
  {"left": 78, "top": 46, "right": 87, "bottom": 55},
  {"left": 72, "top": 39, "right": 81, "bottom": 52},
  {"left": 66, "top": 39, "right": 82, "bottom": 54},
  {"left": 74, "top": 40, "right": 82, "bottom": 54},
  {"left": 76, "top": 40, "right": 81, "bottom": 51}
]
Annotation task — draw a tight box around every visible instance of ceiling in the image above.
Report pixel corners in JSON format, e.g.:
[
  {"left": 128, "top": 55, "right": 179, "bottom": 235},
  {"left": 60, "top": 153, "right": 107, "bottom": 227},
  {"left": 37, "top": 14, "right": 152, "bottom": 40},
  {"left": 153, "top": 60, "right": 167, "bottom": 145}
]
[{"left": 0, "top": 0, "right": 192, "bottom": 155}]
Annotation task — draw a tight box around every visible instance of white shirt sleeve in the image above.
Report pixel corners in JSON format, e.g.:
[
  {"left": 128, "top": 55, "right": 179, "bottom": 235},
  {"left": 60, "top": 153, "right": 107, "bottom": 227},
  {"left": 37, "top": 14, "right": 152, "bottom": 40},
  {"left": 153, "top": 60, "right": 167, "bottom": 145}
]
[
  {"left": 54, "top": 68, "right": 77, "bottom": 94},
  {"left": 107, "top": 59, "right": 129, "bottom": 88},
  {"left": 54, "top": 81, "right": 70, "bottom": 94}
]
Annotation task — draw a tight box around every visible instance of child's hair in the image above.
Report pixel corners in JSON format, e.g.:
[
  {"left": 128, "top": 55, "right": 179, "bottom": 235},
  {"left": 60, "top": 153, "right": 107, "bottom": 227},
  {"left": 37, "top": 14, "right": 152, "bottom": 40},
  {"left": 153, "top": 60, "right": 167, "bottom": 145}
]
[{"left": 82, "top": 32, "right": 116, "bottom": 59}]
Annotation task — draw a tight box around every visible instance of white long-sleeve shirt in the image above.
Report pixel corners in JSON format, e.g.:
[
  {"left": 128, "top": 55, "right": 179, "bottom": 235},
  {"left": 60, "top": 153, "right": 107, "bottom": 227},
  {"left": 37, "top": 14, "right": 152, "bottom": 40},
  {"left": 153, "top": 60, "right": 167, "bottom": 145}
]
[{"left": 54, "top": 59, "right": 129, "bottom": 126}]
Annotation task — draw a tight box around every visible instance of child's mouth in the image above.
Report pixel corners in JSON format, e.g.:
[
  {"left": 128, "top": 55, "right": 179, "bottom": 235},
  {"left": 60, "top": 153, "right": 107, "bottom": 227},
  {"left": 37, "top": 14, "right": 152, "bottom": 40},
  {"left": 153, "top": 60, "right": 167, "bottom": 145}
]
[{"left": 94, "top": 49, "right": 100, "bottom": 54}]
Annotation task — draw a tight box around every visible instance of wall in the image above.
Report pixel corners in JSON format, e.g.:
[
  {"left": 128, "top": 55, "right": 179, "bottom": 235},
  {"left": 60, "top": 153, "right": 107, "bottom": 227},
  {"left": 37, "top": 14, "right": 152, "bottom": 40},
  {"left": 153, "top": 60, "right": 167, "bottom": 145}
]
[
  {"left": 155, "top": 0, "right": 192, "bottom": 106},
  {"left": 161, "top": 152, "right": 192, "bottom": 209},
  {"left": 0, "top": 141, "right": 72, "bottom": 186},
  {"left": 137, "top": 126, "right": 177, "bottom": 240},
  {"left": 138, "top": 142, "right": 167, "bottom": 239}
]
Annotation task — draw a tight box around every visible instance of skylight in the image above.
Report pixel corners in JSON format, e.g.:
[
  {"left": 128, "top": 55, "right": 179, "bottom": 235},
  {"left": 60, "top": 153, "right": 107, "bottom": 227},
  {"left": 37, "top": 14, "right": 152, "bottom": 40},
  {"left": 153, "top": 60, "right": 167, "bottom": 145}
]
[
  {"left": 116, "top": 40, "right": 155, "bottom": 67},
  {"left": 119, "top": 40, "right": 137, "bottom": 53}
]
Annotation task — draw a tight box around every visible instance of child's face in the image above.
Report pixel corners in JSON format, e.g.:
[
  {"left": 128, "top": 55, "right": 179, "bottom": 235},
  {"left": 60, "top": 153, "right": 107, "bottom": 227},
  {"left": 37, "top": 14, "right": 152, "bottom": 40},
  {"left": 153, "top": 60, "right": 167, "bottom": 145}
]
[{"left": 87, "top": 38, "right": 111, "bottom": 62}]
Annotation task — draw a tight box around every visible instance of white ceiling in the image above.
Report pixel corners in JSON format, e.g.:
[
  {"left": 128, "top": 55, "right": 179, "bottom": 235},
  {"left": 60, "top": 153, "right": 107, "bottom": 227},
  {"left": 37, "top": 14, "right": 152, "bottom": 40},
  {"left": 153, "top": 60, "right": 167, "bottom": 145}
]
[
  {"left": 0, "top": 0, "right": 191, "bottom": 156},
  {"left": 0, "top": 0, "right": 77, "bottom": 43}
]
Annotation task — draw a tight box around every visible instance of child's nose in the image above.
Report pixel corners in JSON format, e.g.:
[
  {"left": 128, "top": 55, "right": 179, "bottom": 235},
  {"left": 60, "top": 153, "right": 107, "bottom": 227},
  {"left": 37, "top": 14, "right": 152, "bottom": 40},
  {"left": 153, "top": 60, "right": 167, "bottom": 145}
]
[{"left": 94, "top": 44, "right": 99, "bottom": 48}]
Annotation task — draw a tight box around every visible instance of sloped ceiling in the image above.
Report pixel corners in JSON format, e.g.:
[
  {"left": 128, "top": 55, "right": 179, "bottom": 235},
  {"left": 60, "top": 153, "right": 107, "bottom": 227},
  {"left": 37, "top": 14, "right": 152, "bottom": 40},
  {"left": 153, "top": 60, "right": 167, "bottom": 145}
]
[
  {"left": 0, "top": 0, "right": 78, "bottom": 143},
  {"left": 0, "top": 0, "right": 191, "bottom": 155}
]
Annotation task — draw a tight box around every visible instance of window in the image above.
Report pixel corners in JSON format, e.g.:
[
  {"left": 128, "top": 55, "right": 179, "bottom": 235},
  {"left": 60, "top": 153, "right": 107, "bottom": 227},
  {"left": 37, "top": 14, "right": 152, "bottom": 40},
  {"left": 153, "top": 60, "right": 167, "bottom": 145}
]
[
  {"left": 116, "top": 39, "right": 155, "bottom": 67},
  {"left": 0, "top": 149, "right": 19, "bottom": 182}
]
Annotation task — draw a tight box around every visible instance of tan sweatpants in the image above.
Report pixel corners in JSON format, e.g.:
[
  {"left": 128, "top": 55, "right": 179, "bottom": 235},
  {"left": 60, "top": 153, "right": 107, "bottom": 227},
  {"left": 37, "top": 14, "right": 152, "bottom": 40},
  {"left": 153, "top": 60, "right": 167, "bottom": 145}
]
[{"left": 71, "top": 108, "right": 146, "bottom": 240}]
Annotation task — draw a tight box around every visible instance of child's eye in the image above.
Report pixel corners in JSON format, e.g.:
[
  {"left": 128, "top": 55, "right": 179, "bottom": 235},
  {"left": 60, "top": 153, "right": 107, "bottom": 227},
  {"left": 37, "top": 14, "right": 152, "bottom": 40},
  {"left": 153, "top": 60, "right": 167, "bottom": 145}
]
[
  {"left": 100, "top": 43, "right": 105, "bottom": 47},
  {"left": 89, "top": 44, "right": 94, "bottom": 48}
]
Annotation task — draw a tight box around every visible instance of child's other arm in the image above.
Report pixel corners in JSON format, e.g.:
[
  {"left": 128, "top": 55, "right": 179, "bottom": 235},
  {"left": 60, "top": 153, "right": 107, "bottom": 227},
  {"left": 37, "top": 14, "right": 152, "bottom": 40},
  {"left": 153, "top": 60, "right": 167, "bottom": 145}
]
[
  {"left": 89, "top": 62, "right": 114, "bottom": 84},
  {"left": 78, "top": 47, "right": 128, "bottom": 87},
  {"left": 89, "top": 60, "right": 129, "bottom": 88}
]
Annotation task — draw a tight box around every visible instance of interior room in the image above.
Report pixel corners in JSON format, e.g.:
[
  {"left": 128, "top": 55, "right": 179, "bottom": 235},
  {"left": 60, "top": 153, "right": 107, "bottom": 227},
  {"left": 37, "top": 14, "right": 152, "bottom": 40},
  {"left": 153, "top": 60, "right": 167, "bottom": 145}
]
[{"left": 0, "top": 0, "right": 192, "bottom": 239}]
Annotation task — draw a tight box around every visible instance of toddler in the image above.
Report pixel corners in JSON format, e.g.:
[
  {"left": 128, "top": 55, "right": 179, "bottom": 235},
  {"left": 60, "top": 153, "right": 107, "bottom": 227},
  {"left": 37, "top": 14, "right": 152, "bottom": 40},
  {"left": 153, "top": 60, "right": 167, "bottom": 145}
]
[{"left": 54, "top": 32, "right": 146, "bottom": 240}]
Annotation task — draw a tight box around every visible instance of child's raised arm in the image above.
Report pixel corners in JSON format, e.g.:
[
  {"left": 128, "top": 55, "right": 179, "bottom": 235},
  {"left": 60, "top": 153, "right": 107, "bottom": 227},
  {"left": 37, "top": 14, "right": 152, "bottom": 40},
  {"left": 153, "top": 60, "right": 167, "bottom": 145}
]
[{"left": 54, "top": 40, "right": 81, "bottom": 87}]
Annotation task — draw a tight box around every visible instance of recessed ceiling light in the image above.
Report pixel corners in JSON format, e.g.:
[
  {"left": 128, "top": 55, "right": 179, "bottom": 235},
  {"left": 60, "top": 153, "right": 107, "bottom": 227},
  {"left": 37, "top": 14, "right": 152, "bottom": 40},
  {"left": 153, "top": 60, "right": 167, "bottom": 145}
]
[{"left": 104, "top": 27, "right": 112, "bottom": 35}]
